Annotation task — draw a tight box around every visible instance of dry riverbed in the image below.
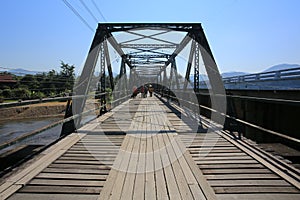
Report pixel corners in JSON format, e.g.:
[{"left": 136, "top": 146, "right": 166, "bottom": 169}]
[{"left": 0, "top": 102, "right": 66, "bottom": 122}]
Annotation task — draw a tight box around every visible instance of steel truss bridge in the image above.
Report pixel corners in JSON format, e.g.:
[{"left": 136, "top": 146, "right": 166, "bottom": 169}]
[
  {"left": 1, "top": 23, "right": 300, "bottom": 200},
  {"left": 70, "top": 23, "right": 225, "bottom": 125}
]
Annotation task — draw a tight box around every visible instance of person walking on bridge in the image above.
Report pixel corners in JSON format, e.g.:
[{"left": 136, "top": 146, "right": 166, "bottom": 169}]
[{"left": 148, "top": 84, "right": 154, "bottom": 97}]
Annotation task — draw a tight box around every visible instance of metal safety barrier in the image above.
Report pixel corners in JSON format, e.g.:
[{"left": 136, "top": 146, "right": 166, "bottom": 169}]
[{"left": 157, "top": 90, "right": 300, "bottom": 149}]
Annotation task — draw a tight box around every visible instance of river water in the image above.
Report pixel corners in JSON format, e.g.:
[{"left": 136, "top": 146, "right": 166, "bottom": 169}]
[{"left": 0, "top": 117, "right": 63, "bottom": 152}]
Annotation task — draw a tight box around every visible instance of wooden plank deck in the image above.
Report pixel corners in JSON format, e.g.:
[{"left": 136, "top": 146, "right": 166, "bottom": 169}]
[
  {"left": 165, "top": 98, "right": 300, "bottom": 200},
  {"left": 98, "top": 98, "right": 214, "bottom": 200},
  {"left": 0, "top": 95, "right": 300, "bottom": 199},
  {"left": 1, "top": 101, "right": 135, "bottom": 200}
]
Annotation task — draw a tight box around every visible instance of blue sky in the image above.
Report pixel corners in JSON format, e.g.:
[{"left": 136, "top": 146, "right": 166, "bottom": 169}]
[{"left": 0, "top": 0, "right": 299, "bottom": 74}]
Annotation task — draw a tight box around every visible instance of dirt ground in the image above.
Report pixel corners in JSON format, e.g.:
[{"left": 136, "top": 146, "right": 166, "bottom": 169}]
[{"left": 0, "top": 102, "right": 67, "bottom": 122}]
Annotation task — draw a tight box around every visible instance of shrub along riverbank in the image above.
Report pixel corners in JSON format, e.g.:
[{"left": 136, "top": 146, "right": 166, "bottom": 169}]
[{"left": 0, "top": 62, "right": 75, "bottom": 102}]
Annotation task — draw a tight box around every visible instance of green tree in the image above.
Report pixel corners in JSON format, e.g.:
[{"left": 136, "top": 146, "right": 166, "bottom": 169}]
[
  {"left": 60, "top": 61, "right": 75, "bottom": 92},
  {"left": 20, "top": 74, "right": 38, "bottom": 89}
]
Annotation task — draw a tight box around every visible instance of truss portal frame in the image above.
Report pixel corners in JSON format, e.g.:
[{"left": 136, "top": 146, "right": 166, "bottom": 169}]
[{"left": 72, "top": 23, "right": 224, "bottom": 121}]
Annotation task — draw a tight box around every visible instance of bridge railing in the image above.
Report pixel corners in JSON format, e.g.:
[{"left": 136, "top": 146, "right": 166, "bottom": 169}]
[
  {"left": 222, "top": 67, "right": 300, "bottom": 84},
  {"left": 0, "top": 92, "right": 131, "bottom": 175},
  {"left": 0, "top": 91, "right": 133, "bottom": 149},
  {"left": 0, "top": 93, "right": 106, "bottom": 109},
  {"left": 157, "top": 89, "right": 300, "bottom": 150}
]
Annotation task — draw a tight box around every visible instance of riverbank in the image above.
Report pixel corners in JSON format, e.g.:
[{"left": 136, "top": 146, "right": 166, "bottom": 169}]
[{"left": 0, "top": 102, "right": 66, "bottom": 122}]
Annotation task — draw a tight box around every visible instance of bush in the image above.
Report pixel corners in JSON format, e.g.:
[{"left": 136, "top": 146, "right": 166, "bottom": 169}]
[
  {"left": 31, "top": 91, "right": 45, "bottom": 99},
  {"left": 12, "top": 88, "right": 31, "bottom": 100},
  {"left": 106, "top": 88, "right": 113, "bottom": 103},
  {"left": 2, "top": 89, "right": 13, "bottom": 99}
]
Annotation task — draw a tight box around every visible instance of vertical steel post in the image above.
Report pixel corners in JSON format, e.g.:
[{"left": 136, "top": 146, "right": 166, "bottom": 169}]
[
  {"left": 71, "top": 25, "right": 104, "bottom": 129},
  {"left": 169, "top": 64, "right": 174, "bottom": 90},
  {"left": 171, "top": 57, "right": 180, "bottom": 90},
  {"left": 99, "top": 42, "right": 107, "bottom": 115},
  {"left": 103, "top": 39, "right": 114, "bottom": 91},
  {"left": 194, "top": 42, "right": 200, "bottom": 92},
  {"left": 184, "top": 40, "right": 196, "bottom": 90}
]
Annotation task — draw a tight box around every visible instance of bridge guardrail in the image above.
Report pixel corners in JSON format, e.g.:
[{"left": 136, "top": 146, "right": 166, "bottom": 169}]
[
  {"left": 222, "top": 67, "right": 300, "bottom": 83},
  {"left": 157, "top": 90, "right": 300, "bottom": 149},
  {"left": 0, "top": 93, "right": 109, "bottom": 109},
  {"left": 0, "top": 92, "right": 131, "bottom": 152}
]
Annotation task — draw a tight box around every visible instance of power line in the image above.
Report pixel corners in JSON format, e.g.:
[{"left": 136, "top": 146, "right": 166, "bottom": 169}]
[
  {"left": 91, "top": 0, "right": 107, "bottom": 22},
  {"left": 79, "top": 0, "right": 99, "bottom": 23},
  {"left": 61, "top": 0, "right": 94, "bottom": 32}
]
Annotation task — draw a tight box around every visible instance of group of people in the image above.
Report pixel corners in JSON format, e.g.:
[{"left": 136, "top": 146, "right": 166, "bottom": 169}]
[{"left": 131, "top": 84, "right": 154, "bottom": 98}]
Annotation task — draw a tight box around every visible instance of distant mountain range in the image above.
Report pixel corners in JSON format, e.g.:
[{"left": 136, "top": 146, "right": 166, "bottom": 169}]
[
  {"left": 221, "top": 72, "right": 249, "bottom": 78},
  {"left": 2, "top": 63, "right": 300, "bottom": 78},
  {"left": 263, "top": 63, "right": 300, "bottom": 72},
  {"left": 0, "top": 68, "right": 41, "bottom": 75},
  {"left": 221, "top": 63, "right": 300, "bottom": 78}
]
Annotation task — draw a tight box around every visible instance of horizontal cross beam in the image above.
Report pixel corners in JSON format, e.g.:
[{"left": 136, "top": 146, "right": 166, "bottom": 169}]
[
  {"left": 120, "top": 44, "right": 177, "bottom": 49},
  {"left": 128, "top": 54, "right": 170, "bottom": 59}
]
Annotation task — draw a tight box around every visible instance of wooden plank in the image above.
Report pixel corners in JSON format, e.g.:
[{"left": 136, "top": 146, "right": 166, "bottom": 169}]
[
  {"left": 189, "top": 143, "right": 234, "bottom": 146},
  {"left": 64, "top": 151, "right": 119, "bottom": 155},
  {"left": 61, "top": 154, "right": 117, "bottom": 158},
  {"left": 0, "top": 185, "right": 22, "bottom": 200},
  {"left": 29, "top": 179, "right": 105, "bottom": 187},
  {"left": 144, "top": 103, "right": 156, "bottom": 200},
  {"left": 19, "top": 185, "right": 101, "bottom": 194},
  {"left": 72, "top": 144, "right": 123, "bottom": 147},
  {"left": 198, "top": 164, "right": 264, "bottom": 169},
  {"left": 108, "top": 128, "right": 138, "bottom": 199},
  {"left": 174, "top": 135, "right": 217, "bottom": 200},
  {"left": 66, "top": 150, "right": 119, "bottom": 154},
  {"left": 133, "top": 135, "right": 146, "bottom": 200},
  {"left": 42, "top": 168, "right": 110, "bottom": 174},
  {"left": 197, "top": 156, "right": 252, "bottom": 160},
  {"left": 48, "top": 164, "right": 111, "bottom": 170},
  {"left": 210, "top": 122, "right": 300, "bottom": 190},
  {"left": 202, "top": 168, "right": 272, "bottom": 175},
  {"left": 162, "top": 133, "right": 194, "bottom": 200},
  {"left": 151, "top": 111, "right": 170, "bottom": 200},
  {"left": 73, "top": 140, "right": 122, "bottom": 144},
  {"left": 7, "top": 133, "right": 84, "bottom": 183},
  {"left": 205, "top": 173, "right": 279, "bottom": 180},
  {"left": 152, "top": 133, "right": 169, "bottom": 200},
  {"left": 55, "top": 156, "right": 112, "bottom": 162},
  {"left": 216, "top": 194, "right": 300, "bottom": 200},
  {"left": 82, "top": 137, "right": 124, "bottom": 140},
  {"left": 9, "top": 193, "right": 99, "bottom": 200},
  {"left": 97, "top": 132, "right": 131, "bottom": 200},
  {"left": 58, "top": 156, "right": 115, "bottom": 161},
  {"left": 208, "top": 179, "right": 290, "bottom": 187},
  {"left": 54, "top": 160, "right": 113, "bottom": 165},
  {"left": 36, "top": 173, "right": 107, "bottom": 180},
  {"left": 190, "top": 147, "right": 239, "bottom": 150},
  {"left": 145, "top": 134, "right": 156, "bottom": 200},
  {"left": 195, "top": 160, "right": 258, "bottom": 164},
  {"left": 214, "top": 186, "right": 300, "bottom": 194},
  {"left": 190, "top": 149, "right": 243, "bottom": 153},
  {"left": 120, "top": 135, "right": 140, "bottom": 200},
  {"left": 71, "top": 145, "right": 120, "bottom": 149},
  {"left": 189, "top": 152, "right": 246, "bottom": 156},
  {"left": 157, "top": 132, "right": 181, "bottom": 199},
  {"left": 0, "top": 133, "right": 85, "bottom": 199},
  {"left": 168, "top": 134, "right": 207, "bottom": 200}
]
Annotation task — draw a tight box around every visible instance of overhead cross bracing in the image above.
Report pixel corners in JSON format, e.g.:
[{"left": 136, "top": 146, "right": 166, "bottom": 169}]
[{"left": 72, "top": 23, "right": 226, "bottom": 120}]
